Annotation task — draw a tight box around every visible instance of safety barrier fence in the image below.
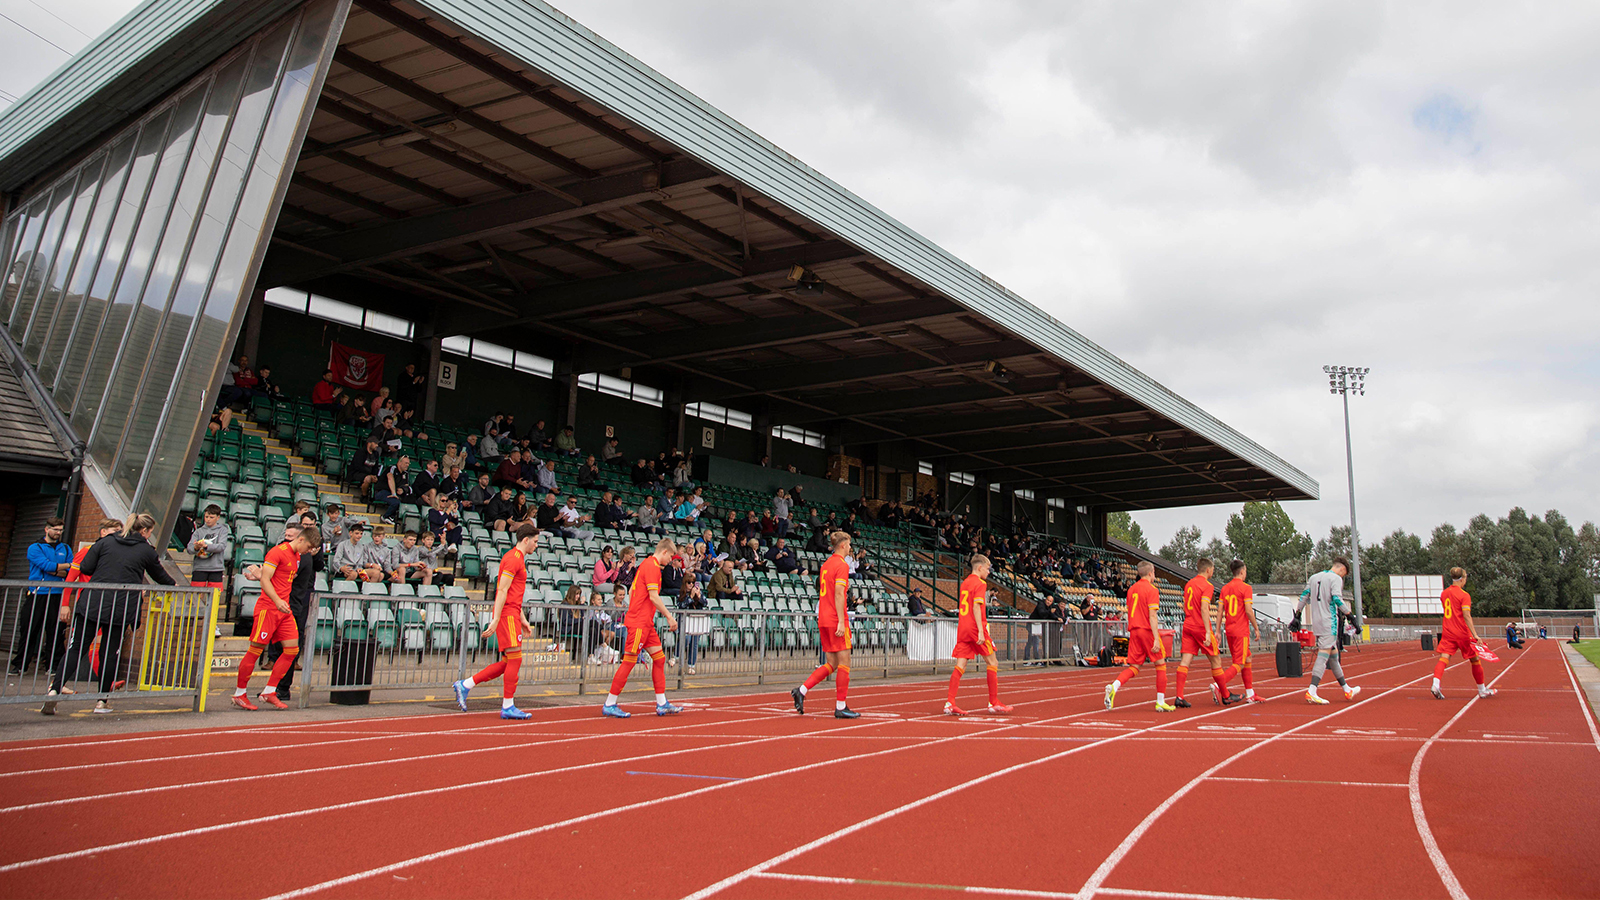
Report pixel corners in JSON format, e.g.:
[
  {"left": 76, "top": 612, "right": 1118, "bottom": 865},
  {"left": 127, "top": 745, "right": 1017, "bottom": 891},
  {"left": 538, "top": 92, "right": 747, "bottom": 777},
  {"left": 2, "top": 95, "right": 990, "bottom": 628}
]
[
  {"left": 296, "top": 595, "right": 1299, "bottom": 707},
  {"left": 0, "top": 580, "right": 222, "bottom": 710}
]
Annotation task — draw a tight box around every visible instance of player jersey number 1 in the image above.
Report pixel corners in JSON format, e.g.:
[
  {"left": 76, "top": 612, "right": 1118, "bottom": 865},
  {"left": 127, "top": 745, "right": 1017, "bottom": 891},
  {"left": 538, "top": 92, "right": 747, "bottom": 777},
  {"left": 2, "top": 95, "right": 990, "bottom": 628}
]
[{"left": 958, "top": 589, "right": 970, "bottom": 617}]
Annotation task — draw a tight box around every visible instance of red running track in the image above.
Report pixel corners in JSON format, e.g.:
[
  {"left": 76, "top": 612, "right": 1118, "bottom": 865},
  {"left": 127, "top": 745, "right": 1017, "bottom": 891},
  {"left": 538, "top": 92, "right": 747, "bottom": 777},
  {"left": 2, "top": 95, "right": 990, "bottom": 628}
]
[{"left": 0, "top": 639, "right": 1594, "bottom": 900}]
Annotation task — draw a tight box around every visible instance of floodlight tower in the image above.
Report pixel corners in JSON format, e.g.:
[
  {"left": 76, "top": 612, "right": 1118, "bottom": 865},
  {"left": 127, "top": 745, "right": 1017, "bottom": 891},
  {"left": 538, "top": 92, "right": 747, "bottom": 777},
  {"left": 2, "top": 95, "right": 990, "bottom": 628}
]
[{"left": 1324, "top": 365, "right": 1368, "bottom": 627}]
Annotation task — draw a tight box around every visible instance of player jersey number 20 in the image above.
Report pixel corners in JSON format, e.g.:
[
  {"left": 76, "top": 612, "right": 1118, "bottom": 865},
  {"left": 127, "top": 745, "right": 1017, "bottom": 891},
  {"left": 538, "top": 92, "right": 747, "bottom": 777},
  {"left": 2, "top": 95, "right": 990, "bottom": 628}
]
[{"left": 1225, "top": 597, "right": 1239, "bottom": 618}]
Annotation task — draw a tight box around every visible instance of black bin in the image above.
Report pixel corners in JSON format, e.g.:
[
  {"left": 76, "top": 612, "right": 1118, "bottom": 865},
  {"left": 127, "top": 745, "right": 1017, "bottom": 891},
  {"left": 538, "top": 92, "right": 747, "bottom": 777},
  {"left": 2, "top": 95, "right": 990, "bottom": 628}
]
[
  {"left": 1420, "top": 632, "right": 1434, "bottom": 652},
  {"left": 1275, "top": 641, "right": 1303, "bottom": 678},
  {"left": 329, "top": 638, "right": 377, "bottom": 705}
]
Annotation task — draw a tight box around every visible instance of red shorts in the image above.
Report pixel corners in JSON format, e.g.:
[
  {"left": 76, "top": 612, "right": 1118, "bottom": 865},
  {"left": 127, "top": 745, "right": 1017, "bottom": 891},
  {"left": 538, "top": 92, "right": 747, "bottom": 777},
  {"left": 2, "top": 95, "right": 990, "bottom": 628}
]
[
  {"left": 1224, "top": 628, "right": 1251, "bottom": 664},
  {"left": 1437, "top": 635, "right": 1478, "bottom": 661},
  {"left": 1126, "top": 628, "right": 1166, "bottom": 667},
  {"left": 495, "top": 613, "right": 524, "bottom": 657},
  {"left": 250, "top": 605, "right": 298, "bottom": 647},
  {"left": 624, "top": 622, "right": 661, "bottom": 660},
  {"left": 819, "top": 624, "right": 851, "bottom": 654},
  {"left": 1181, "top": 626, "right": 1219, "bottom": 657},
  {"left": 953, "top": 638, "right": 996, "bottom": 660}
]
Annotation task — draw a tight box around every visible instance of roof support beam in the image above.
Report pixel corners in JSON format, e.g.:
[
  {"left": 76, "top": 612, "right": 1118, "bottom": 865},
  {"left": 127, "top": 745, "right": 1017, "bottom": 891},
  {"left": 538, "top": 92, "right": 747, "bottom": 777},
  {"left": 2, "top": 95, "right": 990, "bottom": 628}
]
[
  {"left": 353, "top": 0, "right": 667, "bottom": 163},
  {"left": 441, "top": 239, "right": 864, "bottom": 334},
  {"left": 697, "top": 339, "right": 1037, "bottom": 400},
  {"left": 333, "top": 48, "right": 598, "bottom": 179},
  {"left": 259, "top": 159, "right": 726, "bottom": 286}
]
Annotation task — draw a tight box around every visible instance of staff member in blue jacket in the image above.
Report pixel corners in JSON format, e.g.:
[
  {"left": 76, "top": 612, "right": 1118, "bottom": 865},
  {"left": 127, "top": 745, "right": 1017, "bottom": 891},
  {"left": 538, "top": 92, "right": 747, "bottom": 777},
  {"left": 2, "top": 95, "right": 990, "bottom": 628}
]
[{"left": 10, "top": 517, "right": 71, "bottom": 677}]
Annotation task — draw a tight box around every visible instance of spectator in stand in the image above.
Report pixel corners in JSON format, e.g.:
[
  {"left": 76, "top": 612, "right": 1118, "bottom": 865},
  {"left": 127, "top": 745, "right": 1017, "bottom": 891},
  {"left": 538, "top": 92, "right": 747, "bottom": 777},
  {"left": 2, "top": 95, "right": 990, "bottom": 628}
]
[
  {"left": 591, "top": 545, "right": 620, "bottom": 601},
  {"left": 676, "top": 580, "right": 707, "bottom": 674},
  {"left": 331, "top": 522, "right": 375, "bottom": 581},
  {"left": 709, "top": 558, "right": 741, "bottom": 602},
  {"left": 660, "top": 554, "right": 685, "bottom": 600},
  {"left": 718, "top": 530, "right": 743, "bottom": 565},
  {"left": 347, "top": 438, "right": 383, "bottom": 499},
  {"left": 766, "top": 537, "right": 804, "bottom": 575},
  {"left": 309, "top": 369, "right": 341, "bottom": 412},
  {"left": 534, "top": 493, "right": 562, "bottom": 533},
  {"left": 411, "top": 458, "right": 442, "bottom": 507},
  {"left": 551, "top": 425, "right": 577, "bottom": 457},
  {"left": 366, "top": 387, "right": 390, "bottom": 418},
  {"left": 609, "top": 493, "right": 634, "bottom": 530},
  {"left": 907, "top": 587, "right": 930, "bottom": 620},
  {"left": 759, "top": 510, "right": 778, "bottom": 539},
  {"left": 374, "top": 455, "right": 413, "bottom": 523},
  {"left": 671, "top": 457, "right": 694, "bottom": 491},
  {"left": 536, "top": 459, "right": 560, "bottom": 495},
  {"left": 417, "top": 530, "right": 450, "bottom": 587},
  {"left": 630, "top": 458, "right": 654, "bottom": 489},
  {"left": 758, "top": 455, "right": 770, "bottom": 468},
  {"left": 395, "top": 407, "right": 428, "bottom": 441},
  {"left": 321, "top": 503, "right": 346, "bottom": 550},
  {"left": 428, "top": 496, "right": 463, "bottom": 551},
  {"left": 394, "top": 364, "right": 426, "bottom": 412},
  {"left": 558, "top": 496, "right": 595, "bottom": 541},
  {"left": 773, "top": 489, "right": 792, "bottom": 537},
  {"left": 437, "top": 464, "right": 466, "bottom": 501},
  {"left": 441, "top": 442, "right": 466, "bottom": 473},
  {"left": 493, "top": 450, "right": 530, "bottom": 491},
  {"left": 636, "top": 500, "right": 663, "bottom": 536},
  {"left": 601, "top": 437, "right": 624, "bottom": 468},
  {"left": 656, "top": 487, "right": 678, "bottom": 519},
  {"left": 485, "top": 486, "right": 518, "bottom": 532},
  {"left": 475, "top": 429, "right": 502, "bottom": 467},
  {"left": 370, "top": 415, "right": 401, "bottom": 453},
  {"left": 347, "top": 395, "right": 372, "bottom": 430},
  {"left": 392, "top": 532, "right": 432, "bottom": 586},
  {"left": 517, "top": 419, "right": 543, "bottom": 450},
  {"left": 615, "top": 546, "right": 639, "bottom": 593},
  {"left": 593, "top": 491, "right": 620, "bottom": 529},
  {"left": 463, "top": 473, "right": 494, "bottom": 513},
  {"left": 739, "top": 536, "right": 767, "bottom": 573},
  {"left": 507, "top": 490, "right": 532, "bottom": 527},
  {"left": 367, "top": 524, "right": 397, "bottom": 583},
  {"left": 255, "top": 366, "right": 285, "bottom": 402},
  {"left": 185, "top": 502, "right": 230, "bottom": 594},
  {"left": 577, "top": 455, "right": 605, "bottom": 491}
]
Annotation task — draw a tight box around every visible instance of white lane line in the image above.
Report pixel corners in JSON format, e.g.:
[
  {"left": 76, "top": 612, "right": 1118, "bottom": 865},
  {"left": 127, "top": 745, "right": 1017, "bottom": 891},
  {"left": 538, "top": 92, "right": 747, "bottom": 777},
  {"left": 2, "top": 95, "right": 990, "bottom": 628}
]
[
  {"left": 1409, "top": 650, "right": 1528, "bottom": 900},
  {"left": 1073, "top": 656, "right": 1458, "bottom": 900},
  {"left": 1103, "top": 889, "right": 1293, "bottom": 900},
  {"left": 1206, "top": 776, "right": 1407, "bottom": 788},
  {"left": 680, "top": 652, "right": 1433, "bottom": 900},
  {"left": 753, "top": 870, "right": 1079, "bottom": 898},
  {"left": 0, "top": 711, "right": 799, "bottom": 814}
]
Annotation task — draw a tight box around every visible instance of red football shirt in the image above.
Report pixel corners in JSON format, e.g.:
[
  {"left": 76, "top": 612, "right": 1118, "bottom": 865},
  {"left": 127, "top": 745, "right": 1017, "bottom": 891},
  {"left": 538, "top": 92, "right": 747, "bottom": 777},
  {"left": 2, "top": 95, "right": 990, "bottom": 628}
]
[
  {"left": 1182, "top": 575, "right": 1214, "bottom": 632},
  {"left": 1220, "top": 579, "right": 1254, "bottom": 632},
  {"left": 1126, "top": 580, "right": 1160, "bottom": 632},
  {"left": 627, "top": 556, "right": 662, "bottom": 628},
  {"left": 1441, "top": 585, "right": 1473, "bottom": 643},
  {"left": 818, "top": 554, "right": 849, "bottom": 629},
  {"left": 957, "top": 573, "right": 989, "bottom": 644},
  {"left": 497, "top": 547, "right": 527, "bottom": 613},
  {"left": 258, "top": 542, "right": 300, "bottom": 613}
]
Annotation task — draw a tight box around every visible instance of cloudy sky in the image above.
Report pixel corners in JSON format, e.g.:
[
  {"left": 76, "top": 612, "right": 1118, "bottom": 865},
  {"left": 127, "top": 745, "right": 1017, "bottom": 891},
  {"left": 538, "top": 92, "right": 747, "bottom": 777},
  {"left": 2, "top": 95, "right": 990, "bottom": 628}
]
[{"left": 4, "top": 1, "right": 1597, "bottom": 551}]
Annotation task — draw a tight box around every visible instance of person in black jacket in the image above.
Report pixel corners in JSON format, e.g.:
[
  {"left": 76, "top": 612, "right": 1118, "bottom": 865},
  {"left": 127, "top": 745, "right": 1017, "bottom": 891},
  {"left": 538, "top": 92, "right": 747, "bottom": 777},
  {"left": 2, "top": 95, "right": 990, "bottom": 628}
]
[{"left": 49, "top": 513, "right": 175, "bottom": 713}]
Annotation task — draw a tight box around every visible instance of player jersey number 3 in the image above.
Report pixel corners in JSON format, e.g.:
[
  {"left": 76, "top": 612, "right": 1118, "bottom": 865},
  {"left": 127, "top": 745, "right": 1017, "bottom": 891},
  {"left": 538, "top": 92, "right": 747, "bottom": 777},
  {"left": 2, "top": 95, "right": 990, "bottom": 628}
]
[{"left": 959, "top": 589, "right": 970, "bottom": 617}]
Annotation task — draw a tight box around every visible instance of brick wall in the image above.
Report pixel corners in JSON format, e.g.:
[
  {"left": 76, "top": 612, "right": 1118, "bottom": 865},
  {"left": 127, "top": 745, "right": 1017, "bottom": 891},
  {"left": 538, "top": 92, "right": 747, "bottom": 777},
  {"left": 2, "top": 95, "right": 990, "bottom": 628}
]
[{"left": 71, "top": 491, "right": 108, "bottom": 549}]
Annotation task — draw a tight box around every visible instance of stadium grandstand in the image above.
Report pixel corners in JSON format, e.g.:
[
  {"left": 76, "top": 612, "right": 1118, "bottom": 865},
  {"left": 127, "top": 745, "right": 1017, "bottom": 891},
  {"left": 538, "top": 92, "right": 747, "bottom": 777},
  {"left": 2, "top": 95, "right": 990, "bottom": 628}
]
[{"left": 0, "top": 0, "right": 1315, "bottom": 702}]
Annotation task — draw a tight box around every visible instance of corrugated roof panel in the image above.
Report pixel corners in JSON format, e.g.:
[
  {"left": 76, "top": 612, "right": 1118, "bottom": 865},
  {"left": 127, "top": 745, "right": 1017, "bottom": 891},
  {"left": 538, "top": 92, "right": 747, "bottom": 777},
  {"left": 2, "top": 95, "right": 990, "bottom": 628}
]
[{"left": 415, "top": 0, "right": 1316, "bottom": 500}]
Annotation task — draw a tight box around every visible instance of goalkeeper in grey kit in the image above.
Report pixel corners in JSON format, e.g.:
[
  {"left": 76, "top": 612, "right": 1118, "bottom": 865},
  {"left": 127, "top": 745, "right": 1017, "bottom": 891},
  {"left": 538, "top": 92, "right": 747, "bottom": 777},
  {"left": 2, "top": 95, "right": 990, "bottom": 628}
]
[{"left": 1293, "top": 557, "right": 1360, "bottom": 705}]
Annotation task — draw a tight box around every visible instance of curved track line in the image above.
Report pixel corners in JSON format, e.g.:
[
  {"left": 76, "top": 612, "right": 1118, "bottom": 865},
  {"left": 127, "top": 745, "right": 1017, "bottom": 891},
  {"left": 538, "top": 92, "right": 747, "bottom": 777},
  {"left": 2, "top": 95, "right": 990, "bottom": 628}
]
[
  {"left": 679, "top": 652, "right": 1430, "bottom": 900},
  {"left": 1408, "top": 646, "right": 1529, "bottom": 900},
  {"left": 1073, "top": 655, "right": 1447, "bottom": 900}
]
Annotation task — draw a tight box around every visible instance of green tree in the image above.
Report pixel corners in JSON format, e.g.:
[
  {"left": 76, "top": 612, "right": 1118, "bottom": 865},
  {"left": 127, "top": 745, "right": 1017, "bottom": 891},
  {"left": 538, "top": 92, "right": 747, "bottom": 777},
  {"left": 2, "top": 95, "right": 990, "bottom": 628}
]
[
  {"left": 1108, "top": 511, "right": 1148, "bottom": 551},
  {"left": 1201, "top": 536, "right": 1236, "bottom": 570},
  {"left": 1226, "top": 501, "right": 1312, "bottom": 586},
  {"left": 1159, "top": 525, "right": 1203, "bottom": 568},
  {"left": 1357, "top": 528, "right": 1430, "bottom": 617}
]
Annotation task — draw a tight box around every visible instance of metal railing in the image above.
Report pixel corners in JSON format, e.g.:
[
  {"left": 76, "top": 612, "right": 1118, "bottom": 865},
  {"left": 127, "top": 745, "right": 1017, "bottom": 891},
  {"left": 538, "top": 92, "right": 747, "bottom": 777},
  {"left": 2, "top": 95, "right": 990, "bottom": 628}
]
[
  {"left": 295, "top": 594, "right": 1302, "bottom": 706},
  {"left": 0, "top": 580, "right": 222, "bottom": 710}
]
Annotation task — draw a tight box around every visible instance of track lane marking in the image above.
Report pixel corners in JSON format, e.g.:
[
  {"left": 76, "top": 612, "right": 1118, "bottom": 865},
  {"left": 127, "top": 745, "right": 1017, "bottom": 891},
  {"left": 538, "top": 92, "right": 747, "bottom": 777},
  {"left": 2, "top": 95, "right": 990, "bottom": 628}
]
[
  {"left": 1409, "top": 647, "right": 1530, "bottom": 900},
  {"left": 679, "top": 654, "right": 1432, "bottom": 900},
  {"left": 1559, "top": 647, "right": 1600, "bottom": 753}
]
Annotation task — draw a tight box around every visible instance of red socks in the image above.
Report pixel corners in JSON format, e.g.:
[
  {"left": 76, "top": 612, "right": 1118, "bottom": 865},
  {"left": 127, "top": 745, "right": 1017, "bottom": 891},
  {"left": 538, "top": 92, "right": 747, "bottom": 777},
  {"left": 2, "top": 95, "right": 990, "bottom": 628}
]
[
  {"left": 265, "top": 647, "right": 297, "bottom": 692},
  {"left": 474, "top": 659, "right": 507, "bottom": 686},
  {"left": 651, "top": 651, "right": 666, "bottom": 694},
  {"left": 608, "top": 657, "right": 635, "bottom": 696},
  {"left": 1116, "top": 666, "right": 1137, "bottom": 686},
  {"left": 1433, "top": 656, "right": 1448, "bottom": 682},
  {"left": 947, "top": 668, "right": 963, "bottom": 703},
  {"left": 236, "top": 648, "right": 261, "bottom": 690},
  {"left": 1240, "top": 664, "right": 1253, "bottom": 691},
  {"left": 986, "top": 666, "right": 999, "bottom": 705},
  {"left": 836, "top": 665, "right": 850, "bottom": 704},
  {"left": 1471, "top": 660, "right": 1485, "bottom": 685},
  {"left": 503, "top": 656, "right": 521, "bottom": 699},
  {"left": 1211, "top": 667, "right": 1230, "bottom": 698},
  {"left": 1175, "top": 665, "right": 1189, "bottom": 698},
  {"left": 803, "top": 663, "right": 833, "bottom": 691},
  {"left": 1154, "top": 663, "right": 1168, "bottom": 694}
]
